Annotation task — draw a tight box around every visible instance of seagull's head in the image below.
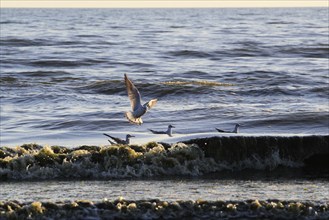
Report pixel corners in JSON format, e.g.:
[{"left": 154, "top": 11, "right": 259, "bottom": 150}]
[
  {"left": 168, "top": 124, "right": 175, "bottom": 128},
  {"left": 127, "top": 134, "right": 135, "bottom": 138}
]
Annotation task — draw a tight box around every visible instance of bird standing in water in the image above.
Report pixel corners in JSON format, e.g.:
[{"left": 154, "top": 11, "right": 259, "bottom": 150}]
[
  {"left": 124, "top": 74, "right": 157, "bottom": 125},
  {"left": 103, "top": 133, "right": 135, "bottom": 145},
  {"left": 216, "top": 124, "right": 240, "bottom": 134},
  {"left": 148, "top": 124, "right": 175, "bottom": 137}
]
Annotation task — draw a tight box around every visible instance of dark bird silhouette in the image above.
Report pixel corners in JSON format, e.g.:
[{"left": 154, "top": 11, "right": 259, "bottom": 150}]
[
  {"left": 148, "top": 125, "right": 175, "bottom": 137},
  {"left": 216, "top": 124, "right": 240, "bottom": 134},
  {"left": 103, "top": 133, "right": 135, "bottom": 145}
]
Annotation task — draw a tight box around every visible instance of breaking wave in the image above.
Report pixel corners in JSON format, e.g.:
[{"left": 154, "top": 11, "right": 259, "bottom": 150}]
[
  {"left": 1, "top": 135, "right": 327, "bottom": 180},
  {"left": 76, "top": 79, "right": 233, "bottom": 97},
  {"left": 0, "top": 143, "right": 221, "bottom": 180}
]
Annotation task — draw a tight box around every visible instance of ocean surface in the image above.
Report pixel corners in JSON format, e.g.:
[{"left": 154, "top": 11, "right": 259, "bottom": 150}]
[{"left": 0, "top": 8, "right": 328, "bottom": 219}]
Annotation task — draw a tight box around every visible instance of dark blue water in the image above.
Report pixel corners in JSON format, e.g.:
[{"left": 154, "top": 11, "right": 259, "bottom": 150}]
[
  {"left": 1, "top": 8, "right": 328, "bottom": 146},
  {"left": 0, "top": 8, "right": 329, "bottom": 220}
]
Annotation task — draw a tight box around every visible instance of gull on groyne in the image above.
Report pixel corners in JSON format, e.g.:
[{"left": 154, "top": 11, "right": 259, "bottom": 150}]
[
  {"left": 103, "top": 133, "right": 135, "bottom": 145},
  {"left": 216, "top": 124, "right": 240, "bottom": 134},
  {"left": 124, "top": 74, "right": 157, "bottom": 125},
  {"left": 148, "top": 125, "right": 175, "bottom": 137}
]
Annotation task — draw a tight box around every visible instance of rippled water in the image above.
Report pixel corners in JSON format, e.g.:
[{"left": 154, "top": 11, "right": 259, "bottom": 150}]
[
  {"left": 1, "top": 178, "right": 329, "bottom": 202},
  {"left": 0, "top": 9, "right": 328, "bottom": 220},
  {"left": 1, "top": 8, "right": 328, "bottom": 146}
]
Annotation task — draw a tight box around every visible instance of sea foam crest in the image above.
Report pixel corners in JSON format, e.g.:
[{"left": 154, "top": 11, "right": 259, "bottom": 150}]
[
  {"left": 0, "top": 141, "right": 305, "bottom": 180},
  {"left": 224, "top": 149, "right": 303, "bottom": 171}
]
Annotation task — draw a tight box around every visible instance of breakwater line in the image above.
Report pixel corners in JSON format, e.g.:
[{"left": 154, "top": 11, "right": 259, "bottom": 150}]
[
  {"left": 184, "top": 135, "right": 329, "bottom": 172},
  {"left": 1, "top": 135, "right": 327, "bottom": 180}
]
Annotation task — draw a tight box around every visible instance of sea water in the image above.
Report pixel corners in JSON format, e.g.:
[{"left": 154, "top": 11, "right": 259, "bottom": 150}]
[{"left": 0, "top": 8, "right": 328, "bottom": 219}]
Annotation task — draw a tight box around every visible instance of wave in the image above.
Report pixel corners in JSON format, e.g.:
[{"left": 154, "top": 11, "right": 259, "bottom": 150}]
[
  {"left": 244, "top": 113, "right": 329, "bottom": 128},
  {"left": 0, "top": 20, "right": 27, "bottom": 24},
  {"left": 217, "top": 45, "right": 329, "bottom": 59},
  {"left": 0, "top": 38, "right": 110, "bottom": 47},
  {"left": 0, "top": 38, "right": 52, "bottom": 47},
  {"left": 76, "top": 80, "right": 126, "bottom": 95},
  {"left": 266, "top": 21, "right": 296, "bottom": 25},
  {"left": 161, "top": 80, "right": 233, "bottom": 87},
  {"left": 14, "top": 70, "right": 72, "bottom": 77},
  {"left": 184, "top": 135, "right": 329, "bottom": 169},
  {"left": 1, "top": 135, "right": 327, "bottom": 180},
  {"left": 166, "top": 43, "right": 329, "bottom": 59},
  {"left": 0, "top": 143, "right": 220, "bottom": 180},
  {"left": 0, "top": 76, "right": 17, "bottom": 84},
  {"left": 76, "top": 76, "right": 324, "bottom": 101},
  {"left": 279, "top": 45, "right": 329, "bottom": 58},
  {"left": 167, "top": 50, "right": 215, "bottom": 59},
  {"left": 77, "top": 79, "right": 233, "bottom": 97},
  {"left": 74, "top": 34, "right": 102, "bottom": 38},
  {"left": 3, "top": 39, "right": 327, "bottom": 60},
  {"left": 169, "top": 25, "right": 186, "bottom": 28},
  {"left": 1, "top": 198, "right": 328, "bottom": 220},
  {"left": 30, "top": 59, "right": 107, "bottom": 67},
  {"left": 0, "top": 58, "right": 107, "bottom": 67},
  {"left": 1, "top": 57, "right": 154, "bottom": 68}
]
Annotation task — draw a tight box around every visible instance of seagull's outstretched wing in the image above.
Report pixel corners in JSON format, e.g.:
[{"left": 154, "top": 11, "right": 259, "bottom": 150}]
[
  {"left": 125, "top": 74, "right": 142, "bottom": 111},
  {"left": 146, "top": 99, "right": 158, "bottom": 109},
  {"left": 103, "top": 133, "right": 123, "bottom": 144}
]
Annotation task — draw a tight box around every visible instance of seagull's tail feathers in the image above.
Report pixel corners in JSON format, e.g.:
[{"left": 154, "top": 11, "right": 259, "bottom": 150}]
[
  {"left": 107, "top": 140, "right": 116, "bottom": 145},
  {"left": 148, "top": 129, "right": 167, "bottom": 134},
  {"left": 148, "top": 129, "right": 161, "bottom": 134},
  {"left": 216, "top": 128, "right": 225, "bottom": 133},
  {"left": 148, "top": 129, "right": 156, "bottom": 134},
  {"left": 103, "top": 133, "right": 115, "bottom": 139},
  {"left": 103, "top": 133, "right": 118, "bottom": 144},
  {"left": 125, "top": 111, "right": 143, "bottom": 125}
]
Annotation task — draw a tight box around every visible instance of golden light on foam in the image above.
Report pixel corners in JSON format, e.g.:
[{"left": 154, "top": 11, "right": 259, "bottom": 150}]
[
  {"left": 1, "top": 1, "right": 328, "bottom": 8},
  {"left": 162, "top": 80, "right": 234, "bottom": 86}
]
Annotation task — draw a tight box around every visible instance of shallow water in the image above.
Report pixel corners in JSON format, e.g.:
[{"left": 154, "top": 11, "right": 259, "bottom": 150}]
[{"left": 1, "top": 179, "right": 329, "bottom": 202}]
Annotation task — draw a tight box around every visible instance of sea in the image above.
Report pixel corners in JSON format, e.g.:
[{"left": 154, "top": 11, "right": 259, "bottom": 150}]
[{"left": 0, "top": 8, "right": 328, "bottom": 219}]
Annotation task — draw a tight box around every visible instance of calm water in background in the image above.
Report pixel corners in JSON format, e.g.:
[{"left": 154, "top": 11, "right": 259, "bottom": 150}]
[
  {"left": 0, "top": 8, "right": 329, "bottom": 207},
  {"left": 1, "top": 8, "right": 328, "bottom": 147}
]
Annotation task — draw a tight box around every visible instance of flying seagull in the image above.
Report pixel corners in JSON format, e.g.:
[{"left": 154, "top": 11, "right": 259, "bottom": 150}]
[
  {"left": 216, "top": 124, "right": 240, "bottom": 134},
  {"left": 124, "top": 74, "right": 157, "bottom": 125},
  {"left": 148, "top": 124, "right": 175, "bottom": 137},
  {"left": 103, "top": 133, "right": 135, "bottom": 145}
]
